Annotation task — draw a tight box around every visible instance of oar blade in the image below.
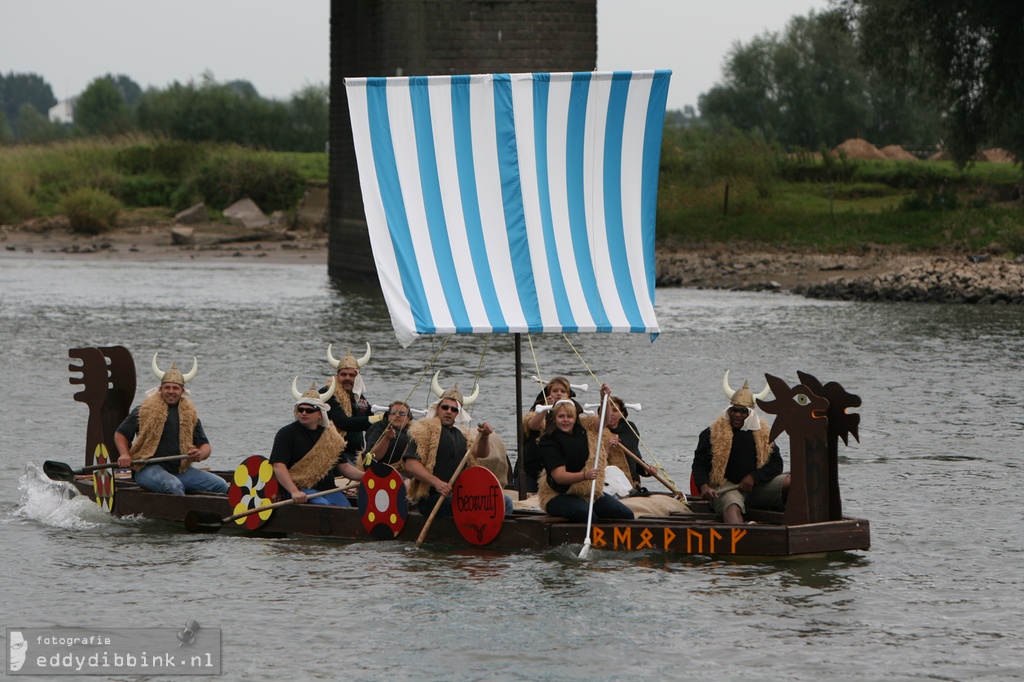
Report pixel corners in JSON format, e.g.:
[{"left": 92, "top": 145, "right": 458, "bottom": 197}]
[
  {"left": 43, "top": 460, "right": 76, "bottom": 482},
  {"left": 183, "top": 510, "right": 226, "bottom": 534}
]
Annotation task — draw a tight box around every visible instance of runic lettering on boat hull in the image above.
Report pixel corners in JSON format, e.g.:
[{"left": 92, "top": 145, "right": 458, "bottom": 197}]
[{"left": 67, "top": 478, "right": 870, "bottom": 557}]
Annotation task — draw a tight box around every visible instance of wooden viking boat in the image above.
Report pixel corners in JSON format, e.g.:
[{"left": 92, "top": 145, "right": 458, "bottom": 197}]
[{"left": 56, "top": 71, "right": 870, "bottom": 557}]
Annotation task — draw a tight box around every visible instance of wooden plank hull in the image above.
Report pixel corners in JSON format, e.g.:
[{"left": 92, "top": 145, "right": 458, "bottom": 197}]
[{"left": 72, "top": 477, "right": 869, "bottom": 557}]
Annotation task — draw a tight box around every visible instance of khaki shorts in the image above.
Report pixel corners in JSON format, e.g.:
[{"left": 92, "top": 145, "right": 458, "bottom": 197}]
[{"left": 711, "top": 474, "right": 787, "bottom": 515}]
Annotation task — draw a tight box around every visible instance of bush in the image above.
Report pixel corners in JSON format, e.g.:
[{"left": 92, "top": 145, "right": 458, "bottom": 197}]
[
  {"left": 180, "top": 148, "right": 304, "bottom": 211},
  {"left": 60, "top": 187, "right": 122, "bottom": 234},
  {"left": 0, "top": 175, "right": 37, "bottom": 223}
]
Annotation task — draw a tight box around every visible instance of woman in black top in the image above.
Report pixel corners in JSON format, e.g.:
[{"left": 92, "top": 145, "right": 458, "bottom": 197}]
[{"left": 536, "top": 390, "right": 634, "bottom": 523}]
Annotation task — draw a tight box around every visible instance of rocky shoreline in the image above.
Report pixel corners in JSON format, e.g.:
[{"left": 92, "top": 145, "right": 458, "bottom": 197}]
[
  {"left": 656, "top": 245, "right": 1024, "bottom": 305},
  {"left": 3, "top": 218, "right": 1023, "bottom": 305}
]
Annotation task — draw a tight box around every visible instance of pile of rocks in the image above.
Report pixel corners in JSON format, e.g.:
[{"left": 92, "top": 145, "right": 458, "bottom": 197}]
[{"left": 799, "top": 256, "right": 1024, "bottom": 305}]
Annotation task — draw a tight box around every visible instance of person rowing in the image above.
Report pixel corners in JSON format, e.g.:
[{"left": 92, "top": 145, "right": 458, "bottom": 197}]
[
  {"left": 536, "top": 384, "right": 635, "bottom": 523},
  {"left": 270, "top": 378, "right": 363, "bottom": 506},
  {"left": 113, "top": 353, "right": 229, "bottom": 495}
]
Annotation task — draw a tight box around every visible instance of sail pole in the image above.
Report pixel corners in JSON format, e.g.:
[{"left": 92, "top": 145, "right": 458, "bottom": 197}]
[{"left": 515, "top": 333, "right": 526, "bottom": 499}]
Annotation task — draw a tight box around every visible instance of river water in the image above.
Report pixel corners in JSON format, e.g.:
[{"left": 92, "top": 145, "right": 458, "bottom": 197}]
[{"left": 2, "top": 256, "right": 1022, "bottom": 681}]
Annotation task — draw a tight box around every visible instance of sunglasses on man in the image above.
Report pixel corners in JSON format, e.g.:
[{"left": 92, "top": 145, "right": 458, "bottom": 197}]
[
  {"left": 438, "top": 404, "right": 460, "bottom": 414},
  {"left": 296, "top": 406, "right": 320, "bottom": 414}
]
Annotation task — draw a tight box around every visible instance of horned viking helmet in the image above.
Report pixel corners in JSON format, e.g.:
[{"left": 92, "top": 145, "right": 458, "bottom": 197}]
[
  {"left": 151, "top": 353, "right": 197, "bottom": 386},
  {"left": 431, "top": 371, "right": 479, "bottom": 407},
  {"left": 722, "top": 370, "right": 770, "bottom": 408},
  {"left": 327, "top": 343, "right": 371, "bottom": 371},
  {"left": 291, "top": 376, "right": 336, "bottom": 403}
]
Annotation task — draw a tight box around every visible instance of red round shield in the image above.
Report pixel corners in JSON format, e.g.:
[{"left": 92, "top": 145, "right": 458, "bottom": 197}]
[
  {"left": 92, "top": 444, "right": 114, "bottom": 512},
  {"left": 358, "top": 461, "right": 407, "bottom": 539},
  {"left": 452, "top": 466, "right": 505, "bottom": 546},
  {"left": 228, "top": 456, "right": 279, "bottom": 530}
]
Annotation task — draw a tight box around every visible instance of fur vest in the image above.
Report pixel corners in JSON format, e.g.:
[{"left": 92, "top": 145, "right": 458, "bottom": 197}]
[
  {"left": 405, "top": 418, "right": 480, "bottom": 503},
  {"left": 538, "top": 415, "right": 610, "bottom": 510},
  {"left": 708, "top": 415, "right": 771, "bottom": 486},
  {"left": 130, "top": 394, "right": 197, "bottom": 473},
  {"left": 288, "top": 424, "right": 347, "bottom": 489}
]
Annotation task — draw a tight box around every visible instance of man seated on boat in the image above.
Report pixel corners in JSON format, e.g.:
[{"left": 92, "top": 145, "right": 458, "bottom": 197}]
[
  {"left": 114, "top": 354, "right": 229, "bottom": 495},
  {"left": 691, "top": 373, "right": 790, "bottom": 524},
  {"left": 402, "top": 384, "right": 513, "bottom": 518},
  {"left": 536, "top": 384, "right": 635, "bottom": 523},
  {"left": 324, "top": 344, "right": 374, "bottom": 473},
  {"left": 514, "top": 376, "right": 573, "bottom": 493},
  {"left": 271, "top": 378, "right": 363, "bottom": 506},
  {"left": 363, "top": 400, "right": 413, "bottom": 469}
]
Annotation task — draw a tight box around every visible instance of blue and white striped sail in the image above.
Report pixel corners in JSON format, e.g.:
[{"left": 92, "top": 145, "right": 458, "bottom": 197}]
[{"left": 345, "top": 70, "right": 671, "bottom": 347}]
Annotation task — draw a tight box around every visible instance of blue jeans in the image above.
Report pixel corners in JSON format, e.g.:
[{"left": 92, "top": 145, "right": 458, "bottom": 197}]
[
  {"left": 301, "top": 488, "right": 352, "bottom": 507},
  {"left": 135, "top": 465, "right": 229, "bottom": 495},
  {"left": 545, "top": 493, "right": 635, "bottom": 523}
]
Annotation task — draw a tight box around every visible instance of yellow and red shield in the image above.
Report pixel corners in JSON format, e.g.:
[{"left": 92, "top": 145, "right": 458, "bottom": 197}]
[
  {"left": 92, "top": 443, "right": 114, "bottom": 512},
  {"left": 228, "top": 455, "right": 279, "bottom": 530},
  {"left": 357, "top": 461, "right": 407, "bottom": 539}
]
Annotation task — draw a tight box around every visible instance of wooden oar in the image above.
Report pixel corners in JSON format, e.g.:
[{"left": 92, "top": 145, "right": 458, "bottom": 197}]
[
  {"left": 43, "top": 455, "right": 189, "bottom": 482},
  {"left": 415, "top": 450, "right": 473, "bottom": 546},
  {"left": 579, "top": 392, "right": 610, "bottom": 560},
  {"left": 618, "top": 448, "right": 686, "bottom": 499},
  {"left": 184, "top": 482, "right": 360, "bottom": 534}
]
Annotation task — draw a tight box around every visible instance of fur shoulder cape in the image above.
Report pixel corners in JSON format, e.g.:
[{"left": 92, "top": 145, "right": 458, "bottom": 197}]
[
  {"left": 708, "top": 415, "right": 771, "bottom": 486},
  {"left": 130, "top": 393, "right": 197, "bottom": 473},
  {"left": 287, "top": 423, "right": 347, "bottom": 489},
  {"left": 405, "top": 418, "right": 480, "bottom": 503}
]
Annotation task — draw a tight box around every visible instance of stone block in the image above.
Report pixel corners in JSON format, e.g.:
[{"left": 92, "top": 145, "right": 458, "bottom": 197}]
[
  {"left": 174, "top": 202, "right": 207, "bottom": 224},
  {"left": 170, "top": 226, "right": 194, "bottom": 245},
  {"left": 223, "top": 198, "right": 269, "bottom": 229}
]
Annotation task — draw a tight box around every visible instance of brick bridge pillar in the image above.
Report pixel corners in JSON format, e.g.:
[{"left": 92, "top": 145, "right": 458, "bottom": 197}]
[{"left": 328, "top": 0, "right": 597, "bottom": 281}]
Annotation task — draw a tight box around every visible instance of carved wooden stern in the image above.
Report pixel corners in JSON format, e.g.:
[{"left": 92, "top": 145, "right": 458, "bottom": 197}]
[
  {"left": 756, "top": 372, "right": 860, "bottom": 525},
  {"left": 69, "top": 346, "right": 136, "bottom": 467}
]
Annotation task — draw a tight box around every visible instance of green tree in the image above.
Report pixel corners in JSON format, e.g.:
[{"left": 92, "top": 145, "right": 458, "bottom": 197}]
[
  {"left": 75, "top": 76, "right": 130, "bottom": 135},
  {"left": 107, "top": 73, "right": 142, "bottom": 108},
  {"left": 288, "top": 83, "right": 328, "bottom": 151},
  {"left": 0, "top": 72, "right": 57, "bottom": 135},
  {"left": 17, "top": 103, "right": 64, "bottom": 143},
  {"left": 700, "top": 9, "right": 942, "bottom": 150},
  {"left": 842, "top": 0, "right": 1024, "bottom": 165},
  {"left": 0, "top": 108, "right": 12, "bottom": 142}
]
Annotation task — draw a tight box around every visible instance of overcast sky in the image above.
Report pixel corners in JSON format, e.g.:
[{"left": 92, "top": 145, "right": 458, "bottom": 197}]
[{"left": 2, "top": 0, "right": 832, "bottom": 112}]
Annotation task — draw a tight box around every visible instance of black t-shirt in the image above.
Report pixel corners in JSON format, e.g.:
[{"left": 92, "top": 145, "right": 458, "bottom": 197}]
[
  {"left": 537, "top": 424, "right": 591, "bottom": 495},
  {"left": 270, "top": 421, "right": 339, "bottom": 492}
]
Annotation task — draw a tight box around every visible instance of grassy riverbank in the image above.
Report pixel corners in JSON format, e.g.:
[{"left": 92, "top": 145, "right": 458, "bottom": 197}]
[
  {"left": 656, "top": 127, "right": 1024, "bottom": 255},
  {"left": 2, "top": 133, "right": 1023, "bottom": 256}
]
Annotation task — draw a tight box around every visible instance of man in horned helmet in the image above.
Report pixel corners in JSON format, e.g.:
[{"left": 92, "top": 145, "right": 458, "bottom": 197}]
[
  {"left": 402, "top": 377, "right": 513, "bottom": 518},
  {"left": 324, "top": 343, "right": 374, "bottom": 469},
  {"left": 270, "top": 377, "right": 363, "bottom": 506},
  {"left": 114, "top": 353, "right": 229, "bottom": 495},
  {"left": 691, "top": 371, "right": 790, "bottom": 524}
]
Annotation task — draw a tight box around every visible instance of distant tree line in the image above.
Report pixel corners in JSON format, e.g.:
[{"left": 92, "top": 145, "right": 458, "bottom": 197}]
[
  {"left": 0, "top": 70, "right": 327, "bottom": 152},
  {"left": 693, "top": 1, "right": 1024, "bottom": 170}
]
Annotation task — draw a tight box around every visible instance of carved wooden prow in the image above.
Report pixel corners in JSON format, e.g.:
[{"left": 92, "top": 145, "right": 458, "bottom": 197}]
[
  {"left": 69, "top": 346, "right": 136, "bottom": 467},
  {"left": 756, "top": 374, "right": 830, "bottom": 526},
  {"left": 797, "top": 371, "right": 861, "bottom": 520}
]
